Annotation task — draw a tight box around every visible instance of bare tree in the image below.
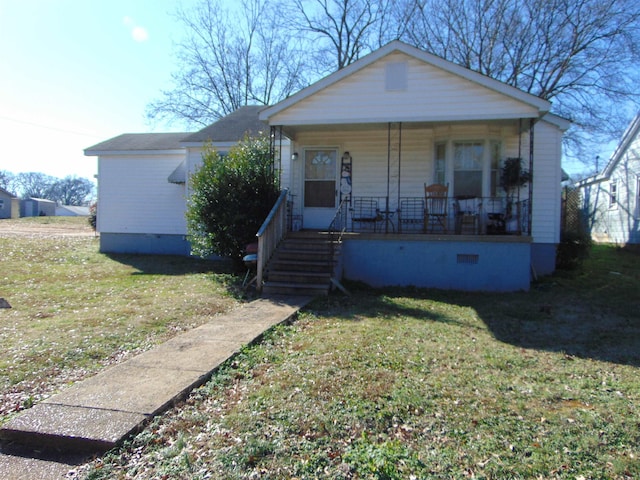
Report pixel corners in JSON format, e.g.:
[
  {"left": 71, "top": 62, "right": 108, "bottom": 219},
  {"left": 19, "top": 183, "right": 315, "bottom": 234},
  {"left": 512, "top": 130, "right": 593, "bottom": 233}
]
[
  {"left": 404, "top": 0, "right": 640, "bottom": 164},
  {"left": 146, "top": 0, "right": 307, "bottom": 128},
  {"left": 15, "top": 172, "right": 56, "bottom": 199},
  {"left": 0, "top": 170, "right": 16, "bottom": 194},
  {"left": 288, "top": 0, "right": 414, "bottom": 74},
  {"left": 47, "top": 176, "right": 95, "bottom": 206}
]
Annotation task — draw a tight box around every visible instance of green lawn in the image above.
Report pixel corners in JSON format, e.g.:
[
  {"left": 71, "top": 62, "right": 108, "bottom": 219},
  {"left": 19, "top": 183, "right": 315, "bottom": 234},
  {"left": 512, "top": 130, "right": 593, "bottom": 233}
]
[
  {"left": 0, "top": 219, "right": 241, "bottom": 422},
  {"left": 82, "top": 244, "right": 640, "bottom": 479}
]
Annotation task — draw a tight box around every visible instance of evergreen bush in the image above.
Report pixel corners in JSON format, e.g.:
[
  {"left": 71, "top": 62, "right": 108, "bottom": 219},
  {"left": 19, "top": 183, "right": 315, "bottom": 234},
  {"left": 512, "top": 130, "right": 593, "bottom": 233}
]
[{"left": 186, "top": 135, "right": 279, "bottom": 264}]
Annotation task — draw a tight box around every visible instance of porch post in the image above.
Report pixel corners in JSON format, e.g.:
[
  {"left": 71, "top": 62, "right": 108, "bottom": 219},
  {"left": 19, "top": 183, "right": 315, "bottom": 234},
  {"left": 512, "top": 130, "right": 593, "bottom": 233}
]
[
  {"left": 269, "top": 126, "right": 277, "bottom": 184},
  {"left": 386, "top": 122, "right": 402, "bottom": 233},
  {"left": 269, "top": 126, "right": 284, "bottom": 190},
  {"left": 528, "top": 118, "right": 535, "bottom": 235},
  {"left": 277, "top": 125, "right": 283, "bottom": 190}
]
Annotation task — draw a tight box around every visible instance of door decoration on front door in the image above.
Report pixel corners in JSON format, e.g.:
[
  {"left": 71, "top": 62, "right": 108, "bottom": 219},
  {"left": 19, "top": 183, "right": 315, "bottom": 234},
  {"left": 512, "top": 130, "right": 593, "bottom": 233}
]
[{"left": 340, "top": 151, "right": 352, "bottom": 204}]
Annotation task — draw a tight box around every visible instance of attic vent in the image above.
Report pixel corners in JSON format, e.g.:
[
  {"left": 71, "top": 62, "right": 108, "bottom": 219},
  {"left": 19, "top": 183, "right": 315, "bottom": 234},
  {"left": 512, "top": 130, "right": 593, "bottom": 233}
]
[
  {"left": 385, "top": 61, "right": 408, "bottom": 91},
  {"left": 457, "top": 253, "right": 479, "bottom": 265}
]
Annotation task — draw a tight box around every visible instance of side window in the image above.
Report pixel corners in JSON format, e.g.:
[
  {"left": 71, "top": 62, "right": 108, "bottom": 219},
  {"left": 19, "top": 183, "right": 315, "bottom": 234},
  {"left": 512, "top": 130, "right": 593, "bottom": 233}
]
[
  {"left": 0, "top": 199, "right": 4, "bottom": 210},
  {"left": 609, "top": 180, "right": 617, "bottom": 208}
]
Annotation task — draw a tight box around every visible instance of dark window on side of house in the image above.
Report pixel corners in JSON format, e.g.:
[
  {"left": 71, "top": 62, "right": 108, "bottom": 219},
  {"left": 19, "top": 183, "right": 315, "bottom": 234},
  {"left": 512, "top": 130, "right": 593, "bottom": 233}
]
[{"left": 609, "top": 180, "right": 617, "bottom": 207}]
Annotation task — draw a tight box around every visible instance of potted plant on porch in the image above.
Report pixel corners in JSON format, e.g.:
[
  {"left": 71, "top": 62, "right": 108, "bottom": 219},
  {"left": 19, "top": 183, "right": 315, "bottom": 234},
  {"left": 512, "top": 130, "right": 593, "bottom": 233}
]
[{"left": 499, "top": 157, "right": 530, "bottom": 234}]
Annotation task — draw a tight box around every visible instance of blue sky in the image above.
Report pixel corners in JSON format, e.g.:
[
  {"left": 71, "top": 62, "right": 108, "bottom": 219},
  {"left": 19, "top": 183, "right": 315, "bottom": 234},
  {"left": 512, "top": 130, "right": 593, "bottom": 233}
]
[{"left": 0, "top": 0, "right": 194, "bottom": 181}]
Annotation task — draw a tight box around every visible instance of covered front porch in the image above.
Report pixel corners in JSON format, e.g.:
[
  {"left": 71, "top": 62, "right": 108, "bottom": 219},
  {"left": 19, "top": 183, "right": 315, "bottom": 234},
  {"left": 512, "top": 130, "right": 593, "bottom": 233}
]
[{"left": 263, "top": 116, "right": 546, "bottom": 292}]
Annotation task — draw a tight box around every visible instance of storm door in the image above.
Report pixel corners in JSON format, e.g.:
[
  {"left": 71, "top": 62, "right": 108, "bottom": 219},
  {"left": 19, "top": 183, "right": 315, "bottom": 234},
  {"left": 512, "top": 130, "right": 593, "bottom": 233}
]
[{"left": 303, "top": 148, "right": 338, "bottom": 228}]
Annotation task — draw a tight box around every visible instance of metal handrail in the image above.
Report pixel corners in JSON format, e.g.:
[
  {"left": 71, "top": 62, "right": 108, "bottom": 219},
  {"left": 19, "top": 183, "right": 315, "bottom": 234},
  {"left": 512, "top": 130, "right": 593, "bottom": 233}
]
[
  {"left": 326, "top": 197, "right": 350, "bottom": 294},
  {"left": 328, "top": 196, "right": 349, "bottom": 243},
  {"left": 256, "top": 189, "right": 289, "bottom": 292}
]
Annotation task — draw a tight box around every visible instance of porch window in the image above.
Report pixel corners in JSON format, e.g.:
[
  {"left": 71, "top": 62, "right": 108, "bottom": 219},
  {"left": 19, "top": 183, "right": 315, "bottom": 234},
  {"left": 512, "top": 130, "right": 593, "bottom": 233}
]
[
  {"left": 434, "top": 142, "right": 446, "bottom": 185},
  {"left": 453, "top": 141, "right": 483, "bottom": 197}
]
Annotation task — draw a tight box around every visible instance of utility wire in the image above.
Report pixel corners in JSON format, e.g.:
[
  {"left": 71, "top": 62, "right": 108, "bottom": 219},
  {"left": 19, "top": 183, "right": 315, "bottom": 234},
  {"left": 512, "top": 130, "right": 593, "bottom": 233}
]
[{"left": 0, "top": 115, "right": 103, "bottom": 139}]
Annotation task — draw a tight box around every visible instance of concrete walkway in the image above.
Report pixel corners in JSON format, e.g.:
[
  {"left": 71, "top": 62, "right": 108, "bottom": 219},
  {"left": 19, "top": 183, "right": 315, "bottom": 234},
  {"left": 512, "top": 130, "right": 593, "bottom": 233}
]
[{"left": 0, "top": 295, "right": 313, "bottom": 479}]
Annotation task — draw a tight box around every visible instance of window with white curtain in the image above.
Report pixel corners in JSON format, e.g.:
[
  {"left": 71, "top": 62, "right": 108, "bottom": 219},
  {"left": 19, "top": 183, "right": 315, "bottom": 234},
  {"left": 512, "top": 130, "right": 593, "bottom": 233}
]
[{"left": 453, "top": 141, "right": 484, "bottom": 197}]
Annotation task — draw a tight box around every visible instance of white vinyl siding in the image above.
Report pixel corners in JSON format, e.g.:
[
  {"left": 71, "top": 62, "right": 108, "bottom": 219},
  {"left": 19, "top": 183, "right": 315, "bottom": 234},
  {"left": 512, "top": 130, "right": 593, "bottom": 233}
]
[
  {"left": 271, "top": 52, "right": 540, "bottom": 126},
  {"left": 530, "top": 120, "right": 563, "bottom": 244},
  {"left": 98, "top": 154, "right": 187, "bottom": 235}
]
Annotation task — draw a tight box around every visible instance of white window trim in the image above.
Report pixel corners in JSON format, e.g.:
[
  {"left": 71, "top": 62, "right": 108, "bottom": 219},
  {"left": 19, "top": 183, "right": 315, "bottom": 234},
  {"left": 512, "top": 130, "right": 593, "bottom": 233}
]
[{"left": 434, "top": 137, "right": 503, "bottom": 197}]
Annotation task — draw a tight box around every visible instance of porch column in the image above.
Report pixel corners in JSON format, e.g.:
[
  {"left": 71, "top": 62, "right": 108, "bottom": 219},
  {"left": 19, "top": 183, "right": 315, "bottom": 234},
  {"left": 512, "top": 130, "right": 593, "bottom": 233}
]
[{"left": 528, "top": 119, "right": 535, "bottom": 234}]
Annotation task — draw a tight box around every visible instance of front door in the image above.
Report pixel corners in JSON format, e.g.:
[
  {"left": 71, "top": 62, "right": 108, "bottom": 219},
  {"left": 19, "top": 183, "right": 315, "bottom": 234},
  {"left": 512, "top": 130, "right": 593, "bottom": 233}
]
[{"left": 303, "top": 148, "right": 338, "bottom": 229}]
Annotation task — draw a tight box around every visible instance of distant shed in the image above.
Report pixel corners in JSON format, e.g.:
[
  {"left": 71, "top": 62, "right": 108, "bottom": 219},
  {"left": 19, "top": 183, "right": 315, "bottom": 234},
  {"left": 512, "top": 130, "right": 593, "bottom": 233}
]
[{"left": 21, "top": 197, "right": 56, "bottom": 217}]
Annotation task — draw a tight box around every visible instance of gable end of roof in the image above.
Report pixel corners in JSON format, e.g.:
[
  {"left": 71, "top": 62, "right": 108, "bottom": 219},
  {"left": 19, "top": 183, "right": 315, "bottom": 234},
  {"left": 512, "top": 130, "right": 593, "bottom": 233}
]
[{"left": 261, "top": 40, "right": 551, "bottom": 121}]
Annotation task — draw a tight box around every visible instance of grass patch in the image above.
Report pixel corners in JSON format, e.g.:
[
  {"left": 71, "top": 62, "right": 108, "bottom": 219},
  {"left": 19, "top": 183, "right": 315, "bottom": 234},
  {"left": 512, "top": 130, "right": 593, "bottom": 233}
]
[
  {"left": 0, "top": 220, "right": 242, "bottom": 422},
  {"left": 81, "top": 244, "right": 640, "bottom": 479}
]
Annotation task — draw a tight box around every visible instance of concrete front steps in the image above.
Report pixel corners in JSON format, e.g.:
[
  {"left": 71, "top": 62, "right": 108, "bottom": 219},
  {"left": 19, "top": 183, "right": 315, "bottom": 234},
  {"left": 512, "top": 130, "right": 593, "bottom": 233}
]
[{"left": 261, "top": 231, "right": 340, "bottom": 296}]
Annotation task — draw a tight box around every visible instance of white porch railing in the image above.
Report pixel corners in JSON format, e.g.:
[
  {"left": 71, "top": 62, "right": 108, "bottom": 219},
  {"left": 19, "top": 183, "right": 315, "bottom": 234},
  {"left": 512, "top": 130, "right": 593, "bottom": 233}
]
[{"left": 255, "top": 189, "right": 289, "bottom": 293}]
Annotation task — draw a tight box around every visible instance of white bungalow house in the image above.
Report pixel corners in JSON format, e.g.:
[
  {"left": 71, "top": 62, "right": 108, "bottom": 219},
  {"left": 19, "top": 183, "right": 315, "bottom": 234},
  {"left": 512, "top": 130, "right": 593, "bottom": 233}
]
[
  {"left": 87, "top": 41, "right": 569, "bottom": 292},
  {"left": 578, "top": 111, "right": 640, "bottom": 244},
  {"left": 258, "top": 41, "right": 569, "bottom": 292}
]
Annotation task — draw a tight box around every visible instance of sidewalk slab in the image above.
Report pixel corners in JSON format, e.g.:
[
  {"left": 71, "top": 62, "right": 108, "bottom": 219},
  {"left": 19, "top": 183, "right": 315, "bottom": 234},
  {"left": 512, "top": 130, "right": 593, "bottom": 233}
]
[
  {"left": 0, "top": 295, "right": 313, "bottom": 478},
  {"left": 0, "top": 404, "right": 146, "bottom": 452},
  {"left": 42, "top": 362, "right": 207, "bottom": 414},
  {"left": 0, "top": 442, "right": 87, "bottom": 480}
]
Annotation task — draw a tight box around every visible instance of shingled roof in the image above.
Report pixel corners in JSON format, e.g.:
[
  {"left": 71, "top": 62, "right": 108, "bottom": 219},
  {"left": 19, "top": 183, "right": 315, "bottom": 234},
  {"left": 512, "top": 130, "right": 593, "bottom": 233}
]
[
  {"left": 85, "top": 106, "right": 268, "bottom": 156},
  {"left": 181, "top": 105, "right": 267, "bottom": 143},
  {"left": 84, "top": 132, "right": 189, "bottom": 154}
]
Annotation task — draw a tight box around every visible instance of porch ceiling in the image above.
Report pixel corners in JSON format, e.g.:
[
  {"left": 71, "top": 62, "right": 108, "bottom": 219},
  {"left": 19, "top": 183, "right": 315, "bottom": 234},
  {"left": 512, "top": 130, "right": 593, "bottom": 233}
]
[{"left": 278, "top": 118, "right": 530, "bottom": 141}]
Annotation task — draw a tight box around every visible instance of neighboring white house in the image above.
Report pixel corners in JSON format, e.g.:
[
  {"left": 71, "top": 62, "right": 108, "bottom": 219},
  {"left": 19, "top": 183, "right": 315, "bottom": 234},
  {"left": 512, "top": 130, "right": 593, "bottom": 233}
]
[
  {"left": 0, "top": 187, "right": 19, "bottom": 219},
  {"left": 578, "top": 112, "right": 640, "bottom": 245},
  {"left": 85, "top": 106, "right": 290, "bottom": 255}
]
